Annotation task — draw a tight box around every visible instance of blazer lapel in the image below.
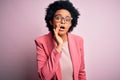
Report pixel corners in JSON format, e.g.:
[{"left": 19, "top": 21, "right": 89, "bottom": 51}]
[{"left": 68, "top": 33, "right": 77, "bottom": 79}]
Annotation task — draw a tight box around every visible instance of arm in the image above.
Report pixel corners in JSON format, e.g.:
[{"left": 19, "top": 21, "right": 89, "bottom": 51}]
[
  {"left": 35, "top": 40, "right": 61, "bottom": 80},
  {"left": 35, "top": 23, "right": 63, "bottom": 80},
  {"left": 78, "top": 39, "right": 86, "bottom": 80}
]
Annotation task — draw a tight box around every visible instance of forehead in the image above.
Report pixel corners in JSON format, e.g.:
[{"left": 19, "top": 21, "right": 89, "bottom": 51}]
[{"left": 54, "top": 9, "right": 71, "bottom": 17}]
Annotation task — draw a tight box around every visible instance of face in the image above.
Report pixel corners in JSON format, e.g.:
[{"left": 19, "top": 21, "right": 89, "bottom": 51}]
[{"left": 50, "top": 9, "right": 72, "bottom": 36}]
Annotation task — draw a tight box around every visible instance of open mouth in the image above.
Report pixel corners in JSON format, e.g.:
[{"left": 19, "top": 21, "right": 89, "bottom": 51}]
[{"left": 60, "top": 26, "right": 65, "bottom": 29}]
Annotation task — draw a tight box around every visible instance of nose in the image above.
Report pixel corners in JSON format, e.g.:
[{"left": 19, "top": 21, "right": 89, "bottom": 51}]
[{"left": 61, "top": 18, "right": 65, "bottom": 24}]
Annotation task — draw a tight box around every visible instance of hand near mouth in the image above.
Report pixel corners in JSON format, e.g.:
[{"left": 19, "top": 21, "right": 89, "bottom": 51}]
[{"left": 53, "top": 24, "right": 63, "bottom": 52}]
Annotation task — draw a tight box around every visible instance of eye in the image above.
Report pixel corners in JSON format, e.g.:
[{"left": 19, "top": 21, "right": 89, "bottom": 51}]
[
  {"left": 65, "top": 17, "right": 71, "bottom": 22},
  {"left": 54, "top": 14, "right": 62, "bottom": 21},
  {"left": 55, "top": 16, "right": 61, "bottom": 20}
]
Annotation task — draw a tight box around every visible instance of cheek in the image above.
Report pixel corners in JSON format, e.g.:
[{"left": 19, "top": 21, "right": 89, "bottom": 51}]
[
  {"left": 67, "top": 23, "right": 72, "bottom": 29},
  {"left": 50, "top": 20, "right": 56, "bottom": 25},
  {"left": 66, "top": 24, "right": 72, "bottom": 32},
  {"left": 52, "top": 20, "right": 61, "bottom": 27},
  {"left": 65, "top": 26, "right": 71, "bottom": 32}
]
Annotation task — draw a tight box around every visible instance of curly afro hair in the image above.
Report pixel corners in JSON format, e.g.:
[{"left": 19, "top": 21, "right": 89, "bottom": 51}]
[{"left": 45, "top": 0, "right": 80, "bottom": 33}]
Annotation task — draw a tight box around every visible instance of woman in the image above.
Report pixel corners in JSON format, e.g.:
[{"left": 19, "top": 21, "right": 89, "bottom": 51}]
[{"left": 35, "top": 0, "right": 86, "bottom": 80}]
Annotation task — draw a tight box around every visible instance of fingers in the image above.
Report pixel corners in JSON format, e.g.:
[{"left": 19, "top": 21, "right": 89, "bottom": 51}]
[{"left": 53, "top": 24, "right": 60, "bottom": 35}]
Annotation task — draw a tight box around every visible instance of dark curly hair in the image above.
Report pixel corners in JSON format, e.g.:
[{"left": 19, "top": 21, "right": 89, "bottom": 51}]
[{"left": 45, "top": 0, "right": 80, "bottom": 33}]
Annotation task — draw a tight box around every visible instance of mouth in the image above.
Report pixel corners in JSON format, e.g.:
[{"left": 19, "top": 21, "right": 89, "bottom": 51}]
[{"left": 60, "top": 26, "right": 65, "bottom": 29}]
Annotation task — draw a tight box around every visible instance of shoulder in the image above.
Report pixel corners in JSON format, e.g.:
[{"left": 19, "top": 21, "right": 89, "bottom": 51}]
[
  {"left": 68, "top": 33, "right": 84, "bottom": 49},
  {"left": 35, "top": 32, "right": 52, "bottom": 43},
  {"left": 68, "top": 33, "right": 84, "bottom": 42}
]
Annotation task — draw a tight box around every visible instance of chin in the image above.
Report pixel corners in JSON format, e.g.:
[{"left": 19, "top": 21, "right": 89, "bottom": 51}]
[{"left": 58, "top": 32, "right": 67, "bottom": 36}]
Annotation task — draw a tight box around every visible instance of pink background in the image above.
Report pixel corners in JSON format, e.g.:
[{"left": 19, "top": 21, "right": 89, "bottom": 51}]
[{"left": 0, "top": 0, "right": 120, "bottom": 80}]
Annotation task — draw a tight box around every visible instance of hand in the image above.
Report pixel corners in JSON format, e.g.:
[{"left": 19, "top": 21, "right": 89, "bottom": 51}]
[{"left": 53, "top": 24, "right": 63, "bottom": 52}]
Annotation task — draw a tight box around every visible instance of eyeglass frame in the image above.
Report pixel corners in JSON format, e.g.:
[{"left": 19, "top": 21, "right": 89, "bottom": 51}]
[{"left": 53, "top": 14, "right": 73, "bottom": 24}]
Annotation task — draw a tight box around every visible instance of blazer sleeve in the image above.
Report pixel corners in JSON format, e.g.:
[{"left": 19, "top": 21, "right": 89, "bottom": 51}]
[
  {"left": 35, "top": 40, "right": 61, "bottom": 80},
  {"left": 78, "top": 38, "right": 86, "bottom": 80}
]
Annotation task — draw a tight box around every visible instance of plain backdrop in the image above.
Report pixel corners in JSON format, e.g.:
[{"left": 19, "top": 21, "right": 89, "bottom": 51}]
[{"left": 0, "top": 0, "right": 120, "bottom": 80}]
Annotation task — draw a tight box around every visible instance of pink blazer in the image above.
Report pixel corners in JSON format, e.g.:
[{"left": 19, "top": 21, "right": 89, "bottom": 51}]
[{"left": 35, "top": 32, "right": 86, "bottom": 80}]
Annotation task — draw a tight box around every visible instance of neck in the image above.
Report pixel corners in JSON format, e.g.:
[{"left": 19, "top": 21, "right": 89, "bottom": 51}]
[{"left": 59, "top": 33, "right": 68, "bottom": 43}]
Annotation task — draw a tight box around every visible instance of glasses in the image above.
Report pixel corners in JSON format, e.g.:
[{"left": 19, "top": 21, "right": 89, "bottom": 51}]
[{"left": 54, "top": 14, "right": 73, "bottom": 24}]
